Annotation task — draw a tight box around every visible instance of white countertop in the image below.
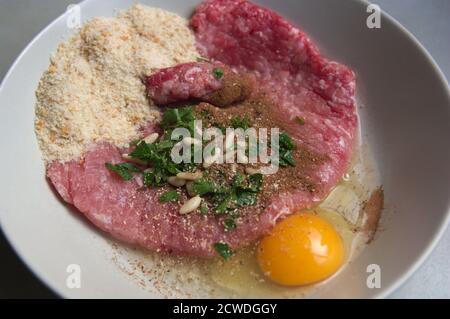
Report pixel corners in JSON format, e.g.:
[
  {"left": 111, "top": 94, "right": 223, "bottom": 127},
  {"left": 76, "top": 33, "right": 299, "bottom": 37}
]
[{"left": 0, "top": 0, "right": 449, "bottom": 298}]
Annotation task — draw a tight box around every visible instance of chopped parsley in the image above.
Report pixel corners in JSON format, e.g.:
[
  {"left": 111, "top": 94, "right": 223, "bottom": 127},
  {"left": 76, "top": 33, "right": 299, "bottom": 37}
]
[
  {"left": 194, "top": 172, "right": 263, "bottom": 219},
  {"left": 232, "top": 172, "right": 245, "bottom": 188},
  {"left": 248, "top": 173, "right": 263, "bottom": 192},
  {"left": 212, "top": 67, "right": 224, "bottom": 79},
  {"left": 279, "top": 132, "right": 295, "bottom": 150},
  {"left": 103, "top": 106, "right": 297, "bottom": 234},
  {"left": 214, "top": 242, "right": 234, "bottom": 260},
  {"left": 279, "top": 149, "right": 295, "bottom": 167},
  {"left": 213, "top": 193, "right": 236, "bottom": 214},
  {"left": 131, "top": 141, "right": 179, "bottom": 186},
  {"left": 223, "top": 217, "right": 237, "bottom": 231},
  {"left": 235, "top": 190, "right": 257, "bottom": 207},
  {"left": 159, "top": 190, "right": 180, "bottom": 203},
  {"left": 213, "top": 122, "right": 226, "bottom": 134},
  {"left": 277, "top": 132, "right": 296, "bottom": 167},
  {"left": 143, "top": 169, "right": 164, "bottom": 187},
  {"left": 191, "top": 178, "right": 219, "bottom": 196},
  {"left": 105, "top": 162, "right": 140, "bottom": 181},
  {"left": 161, "top": 106, "right": 195, "bottom": 129},
  {"left": 199, "top": 202, "right": 209, "bottom": 215},
  {"left": 127, "top": 107, "right": 199, "bottom": 187},
  {"left": 234, "top": 172, "right": 262, "bottom": 207},
  {"left": 231, "top": 115, "right": 250, "bottom": 130}
]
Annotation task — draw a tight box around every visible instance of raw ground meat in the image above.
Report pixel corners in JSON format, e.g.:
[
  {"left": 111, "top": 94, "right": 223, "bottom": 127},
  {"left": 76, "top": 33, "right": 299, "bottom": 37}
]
[
  {"left": 47, "top": 0, "right": 357, "bottom": 257},
  {"left": 191, "top": 0, "right": 356, "bottom": 112},
  {"left": 47, "top": 142, "right": 278, "bottom": 256},
  {"left": 191, "top": 0, "right": 357, "bottom": 201},
  {"left": 145, "top": 61, "right": 253, "bottom": 107},
  {"left": 145, "top": 61, "right": 224, "bottom": 105}
]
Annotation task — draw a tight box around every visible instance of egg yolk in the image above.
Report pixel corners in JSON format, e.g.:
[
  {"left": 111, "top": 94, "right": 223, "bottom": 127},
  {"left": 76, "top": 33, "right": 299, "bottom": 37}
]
[{"left": 257, "top": 212, "right": 344, "bottom": 286}]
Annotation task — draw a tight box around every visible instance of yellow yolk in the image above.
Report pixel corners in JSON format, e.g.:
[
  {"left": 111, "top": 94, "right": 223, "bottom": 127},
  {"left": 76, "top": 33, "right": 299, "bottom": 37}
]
[{"left": 257, "top": 212, "right": 344, "bottom": 286}]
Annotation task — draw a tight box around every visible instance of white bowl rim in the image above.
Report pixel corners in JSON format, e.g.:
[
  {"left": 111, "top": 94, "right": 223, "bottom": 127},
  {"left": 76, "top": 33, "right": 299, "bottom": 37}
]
[
  {"left": 0, "top": 0, "right": 449, "bottom": 299},
  {"left": 356, "top": 0, "right": 450, "bottom": 299}
]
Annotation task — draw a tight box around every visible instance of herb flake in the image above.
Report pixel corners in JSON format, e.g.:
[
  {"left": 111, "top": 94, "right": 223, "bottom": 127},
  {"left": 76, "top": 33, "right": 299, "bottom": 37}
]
[
  {"left": 159, "top": 190, "right": 180, "bottom": 203},
  {"left": 231, "top": 115, "right": 250, "bottom": 130},
  {"left": 200, "top": 202, "right": 209, "bottom": 215},
  {"left": 214, "top": 242, "right": 234, "bottom": 259},
  {"left": 212, "top": 67, "right": 224, "bottom": 79},
  {"left": 161, "top": 107, "right": 195, "bottom": 128},
  {"left": 224, "top": 217, "right": 237, "bottom": 231},
  {"left": 105, "top": 162, "right": 140, "bottom": 181},
  {"left": 277, "top": 132, "right": 296, "bottom": 167}
]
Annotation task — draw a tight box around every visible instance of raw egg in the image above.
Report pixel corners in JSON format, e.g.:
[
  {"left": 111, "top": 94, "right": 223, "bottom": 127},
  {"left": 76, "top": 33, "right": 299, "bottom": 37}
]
[{"left": 257, "top": 212, "right": 344, "bottom": 286}]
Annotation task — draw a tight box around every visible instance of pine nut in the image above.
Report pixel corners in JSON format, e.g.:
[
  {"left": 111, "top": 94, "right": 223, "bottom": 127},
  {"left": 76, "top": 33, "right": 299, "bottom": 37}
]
[
  {"left": 179, "top": 196, "right": 202, "bottom": 214},
  {"left": 203, "top": 160, "right": 214, "bottom": 168},
  {"left": 203, "top": 161, "right": 212, "bottom": 169},
  {"left": 167, "top": 176, "right": 186, "bottom": 187},
  {"left": 143, "top": 132, "right": 159, "bottom": 144},
  {"left": 122, "top": 154, "right": 146, "bottom": 165},
  {"left": 259, "top": 164, "right": 278, "bottom": 175},
  {"left": 245, "top": 167, "right": 260, "bottom": 175},
  {"left": 185, "top": 181, "right": 196, "bottom": 197},
  {"left": 177, "top": 171, "right": 203, "bottom": 181},
  {"left": 135, "top": 176, "right": 144, "bottom": 187}
]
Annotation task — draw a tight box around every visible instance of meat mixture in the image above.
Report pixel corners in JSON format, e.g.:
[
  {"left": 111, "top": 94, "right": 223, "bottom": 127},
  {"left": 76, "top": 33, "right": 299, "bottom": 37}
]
[{"left": 41, "top": 0, "right": 357, "bottom": 257}]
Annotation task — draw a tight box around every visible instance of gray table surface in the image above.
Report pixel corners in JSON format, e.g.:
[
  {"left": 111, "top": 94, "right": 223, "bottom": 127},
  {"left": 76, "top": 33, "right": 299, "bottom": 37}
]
[{"left": 0, "top": 0, "right": 449, "bottom": 299}]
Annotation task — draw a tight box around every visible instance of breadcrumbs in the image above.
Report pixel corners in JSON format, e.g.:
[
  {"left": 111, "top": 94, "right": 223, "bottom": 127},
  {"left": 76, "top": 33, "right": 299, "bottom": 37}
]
[{"left": 35, "top": 4, "right": 199, "bottom": 162}]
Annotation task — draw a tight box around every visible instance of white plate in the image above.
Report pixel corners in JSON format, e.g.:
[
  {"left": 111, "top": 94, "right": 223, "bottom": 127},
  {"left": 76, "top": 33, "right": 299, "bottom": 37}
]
[{"left": 0, "top": 0, "right": 449, "bottom": 298}]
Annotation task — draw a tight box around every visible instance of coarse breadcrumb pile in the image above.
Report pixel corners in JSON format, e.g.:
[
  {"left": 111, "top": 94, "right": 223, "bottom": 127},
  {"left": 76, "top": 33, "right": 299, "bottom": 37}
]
[{"left": 35, "top": 4, "right": 199, "bottom": 163}]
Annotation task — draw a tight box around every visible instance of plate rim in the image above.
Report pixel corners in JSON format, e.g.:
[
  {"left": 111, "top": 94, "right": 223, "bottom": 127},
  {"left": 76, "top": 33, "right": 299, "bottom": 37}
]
[{"left": 0, "top": 0, "right": 449, "bottom": 299}]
